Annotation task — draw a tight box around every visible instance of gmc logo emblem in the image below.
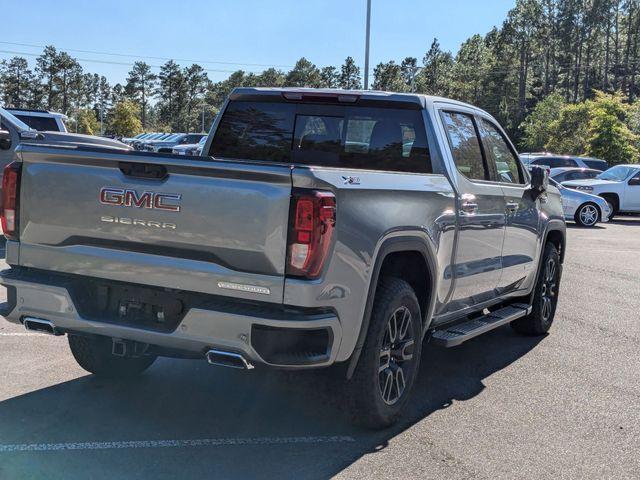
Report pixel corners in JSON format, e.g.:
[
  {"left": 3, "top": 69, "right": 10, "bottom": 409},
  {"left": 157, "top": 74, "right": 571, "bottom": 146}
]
[{"left": 100, "top": 187, "right": 181, "bottom": 212}]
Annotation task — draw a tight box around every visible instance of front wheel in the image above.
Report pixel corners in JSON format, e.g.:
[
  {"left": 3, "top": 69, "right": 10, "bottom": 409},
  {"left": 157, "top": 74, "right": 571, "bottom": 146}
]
[
  {"left": 574, "top": 202, "right": 599, "bottom": 227},
  {"left": 601, "top": 195, "right": 618, "bottom": 220},
  {"left": 348, "top": 277, "right": 422, "bottom": 429},
  {"left": 511, "top": 243, "right": 561, "bottom": 336}
]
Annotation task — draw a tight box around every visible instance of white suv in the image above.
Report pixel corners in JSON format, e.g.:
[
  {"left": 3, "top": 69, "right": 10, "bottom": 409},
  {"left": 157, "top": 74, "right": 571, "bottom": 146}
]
[
  {"left": 562, "top": 165, "right": 640, "bottom": 218},
  {"left": 5, "top": 108, "right": 68, "bottom": 132}
]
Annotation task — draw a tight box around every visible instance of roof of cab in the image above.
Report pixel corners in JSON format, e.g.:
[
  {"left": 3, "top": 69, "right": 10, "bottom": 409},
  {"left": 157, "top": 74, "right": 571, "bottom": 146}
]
[{"left": 229, "top": 87, "right": 490, "bottom": 116}]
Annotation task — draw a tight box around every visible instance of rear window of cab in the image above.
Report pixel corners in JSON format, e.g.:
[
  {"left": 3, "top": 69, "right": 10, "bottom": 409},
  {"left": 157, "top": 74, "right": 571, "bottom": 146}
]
[{"left": 210, "top": 101, "right": 432, "bottom": 173}]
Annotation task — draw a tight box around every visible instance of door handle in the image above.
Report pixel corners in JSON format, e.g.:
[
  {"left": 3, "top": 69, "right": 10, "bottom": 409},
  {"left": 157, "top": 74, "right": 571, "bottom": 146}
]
[
  {"left": 460, "top": 201, "right": 478, "bottom": 215},
  {"left": 506, "top": 201, "right": 519, "bottom": 213},
  {"left": 119, "top": 162, "right": 168, "bottom": 180}
]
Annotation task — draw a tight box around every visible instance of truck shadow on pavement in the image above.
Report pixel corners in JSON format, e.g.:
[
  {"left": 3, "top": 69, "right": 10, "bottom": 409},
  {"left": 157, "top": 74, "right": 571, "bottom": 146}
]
[{"left": 0, "top": 325, "right": 544, "bottom": 479}]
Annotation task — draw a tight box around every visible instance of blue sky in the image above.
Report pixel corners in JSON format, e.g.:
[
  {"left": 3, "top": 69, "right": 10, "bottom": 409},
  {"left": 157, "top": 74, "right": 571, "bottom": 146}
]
[{"left": 0, "top": 0, "right": 515, "bottom": 84}]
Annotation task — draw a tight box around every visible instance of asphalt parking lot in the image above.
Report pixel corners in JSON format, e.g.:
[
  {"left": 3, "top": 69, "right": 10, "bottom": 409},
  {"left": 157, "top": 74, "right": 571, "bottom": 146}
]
[{"left": 0, "top": 218, "right": 639, "bottom": 480}]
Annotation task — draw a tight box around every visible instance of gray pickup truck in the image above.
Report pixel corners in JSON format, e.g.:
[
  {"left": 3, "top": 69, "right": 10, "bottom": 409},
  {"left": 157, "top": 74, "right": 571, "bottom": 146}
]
[{"left": 0, "top": 88, "right": 565, "bottom": 428}]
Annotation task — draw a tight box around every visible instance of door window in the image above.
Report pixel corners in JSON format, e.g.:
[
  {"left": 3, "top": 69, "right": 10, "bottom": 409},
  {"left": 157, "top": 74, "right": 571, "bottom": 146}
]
[
  {"left": 441, "top": 111, "right": 487, "bottom": 181},
  {"left": 479, "top": 119, "right": 524, "bottom": 184}
]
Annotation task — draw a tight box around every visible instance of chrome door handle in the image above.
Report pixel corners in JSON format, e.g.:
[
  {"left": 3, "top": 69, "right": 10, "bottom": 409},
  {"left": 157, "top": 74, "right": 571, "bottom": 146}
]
[
  {"left": 506, "top": 201, "right": 519, "bottom": 213},
  {"left": 460, "top": 201, "right": 478, "bottom": 215}
]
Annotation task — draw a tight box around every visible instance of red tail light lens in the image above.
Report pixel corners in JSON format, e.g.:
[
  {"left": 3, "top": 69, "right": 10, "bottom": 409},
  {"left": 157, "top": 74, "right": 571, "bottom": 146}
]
[
  {"left": 286, "top": 190, "right": 336, "bottom": 279},
  {"left": 1, "top": 162, "right": 21, "bottom": 240}
]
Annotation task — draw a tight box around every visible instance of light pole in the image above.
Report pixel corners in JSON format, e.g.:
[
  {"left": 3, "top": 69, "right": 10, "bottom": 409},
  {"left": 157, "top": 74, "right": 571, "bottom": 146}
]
[{"left": 364, "top": 0, "right": 371, "bottom": 90}]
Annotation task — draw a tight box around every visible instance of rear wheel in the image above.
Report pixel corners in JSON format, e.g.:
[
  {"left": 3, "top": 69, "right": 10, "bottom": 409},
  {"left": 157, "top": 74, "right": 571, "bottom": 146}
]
[
  {"left": 348, "top": 277, "right": 422, "bottom": 429},
  {"left": 574, "top": 202, "right": 599, "bottom": 227},
  {"left": 511, "top": 243, "right": 561, "bottom": 336},
  {"left": 68, "top": 334, "right": 156, "bottom": 378}
]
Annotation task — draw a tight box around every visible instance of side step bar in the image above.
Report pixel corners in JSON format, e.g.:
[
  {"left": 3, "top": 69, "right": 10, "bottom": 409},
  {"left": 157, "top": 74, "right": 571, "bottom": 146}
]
[{"left": 431, "top": 303, "right": 532, "bottom": 348}]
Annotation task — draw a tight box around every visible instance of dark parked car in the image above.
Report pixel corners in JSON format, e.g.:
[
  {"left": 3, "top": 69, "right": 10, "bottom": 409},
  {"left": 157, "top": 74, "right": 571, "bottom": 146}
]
[
  {"left": 523, "top": 153, "right": 609, "bottom": 171},
  {"left": 550, "top": 167, "right": 601, "bottom": 183}
]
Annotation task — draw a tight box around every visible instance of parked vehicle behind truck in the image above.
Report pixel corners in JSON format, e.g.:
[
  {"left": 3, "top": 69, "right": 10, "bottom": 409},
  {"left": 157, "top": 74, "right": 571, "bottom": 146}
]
[{"left": 0, "top": 88, "right": 565, "bottom": 428}]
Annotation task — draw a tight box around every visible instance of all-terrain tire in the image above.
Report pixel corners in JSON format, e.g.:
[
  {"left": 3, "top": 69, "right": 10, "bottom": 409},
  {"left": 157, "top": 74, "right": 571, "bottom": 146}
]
[
  {"left": 348, "top": 277, "right": 422, "bottom": 429},
  {"left": 68, "top": 334, "right": 156, "bottom": 378},
  {"left": 511, "top": 243, "right": 561, "bottom": 336}
]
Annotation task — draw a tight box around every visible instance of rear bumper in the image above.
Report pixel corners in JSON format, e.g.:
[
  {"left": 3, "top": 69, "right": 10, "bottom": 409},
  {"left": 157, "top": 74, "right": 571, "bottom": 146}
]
[{"left": 0, "top": 268, "right": 342, "bottom": 369}]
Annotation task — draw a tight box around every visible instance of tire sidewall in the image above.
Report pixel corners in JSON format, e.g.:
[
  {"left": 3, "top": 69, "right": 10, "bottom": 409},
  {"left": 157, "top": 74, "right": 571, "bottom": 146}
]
[
  {"left": 353, "top": 278, "right": 422, "bottom": 427},
  {"left": 534, "top": 244, "right": 561, "bottom": 331},
  {"left": 575, "top": 202, "right": 599, "bottom": 227}
]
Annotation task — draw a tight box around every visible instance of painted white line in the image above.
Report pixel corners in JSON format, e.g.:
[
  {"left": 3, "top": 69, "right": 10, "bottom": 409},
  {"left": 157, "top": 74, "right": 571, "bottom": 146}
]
[
  {"left": 0, "top": 436, "right": 356, "bottom": 453},
  {"left": 0, "top": 332, "right": 41, "bottom": 337}
]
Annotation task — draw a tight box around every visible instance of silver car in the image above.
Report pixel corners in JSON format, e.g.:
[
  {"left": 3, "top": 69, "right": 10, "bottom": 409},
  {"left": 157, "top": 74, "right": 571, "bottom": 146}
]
[{"left": 551, "top": 178, "right": 611, "bottom": 227}]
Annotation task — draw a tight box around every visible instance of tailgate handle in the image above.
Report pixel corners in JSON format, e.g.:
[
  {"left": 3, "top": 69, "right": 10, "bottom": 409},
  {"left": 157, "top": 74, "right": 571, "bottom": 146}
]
[{"left": 119, "top": 162, "right": 168, "bottom": 180}]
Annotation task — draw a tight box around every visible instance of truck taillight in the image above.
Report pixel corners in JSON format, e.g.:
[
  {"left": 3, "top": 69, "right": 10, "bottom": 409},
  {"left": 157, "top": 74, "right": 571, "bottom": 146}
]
[
  {"left": 1, "top": 162, "right": 21, "bottom": 240},
  {"left": 286, "top": 190, "right": 336, "bottom": 279}
]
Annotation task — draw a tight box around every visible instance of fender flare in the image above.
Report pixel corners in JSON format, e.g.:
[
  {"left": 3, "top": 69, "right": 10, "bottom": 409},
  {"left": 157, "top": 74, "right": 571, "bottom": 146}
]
[
  {"left": 526, "top": 219, "right": 566, "bottom": 304},
  {"left": 346, "top": 233, "right": 438, "bottom": 379}
]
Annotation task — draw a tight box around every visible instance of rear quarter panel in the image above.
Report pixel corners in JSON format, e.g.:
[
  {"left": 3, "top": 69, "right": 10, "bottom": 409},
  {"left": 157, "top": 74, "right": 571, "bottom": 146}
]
[{"left": 285, "top": 167, "right": 456, "bottom": 362}]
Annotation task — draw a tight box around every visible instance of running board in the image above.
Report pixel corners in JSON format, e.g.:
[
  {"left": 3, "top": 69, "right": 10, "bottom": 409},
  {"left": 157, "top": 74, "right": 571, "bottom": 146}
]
[{"left": 431, "top": 303, "right": 532, "bottom": 347}]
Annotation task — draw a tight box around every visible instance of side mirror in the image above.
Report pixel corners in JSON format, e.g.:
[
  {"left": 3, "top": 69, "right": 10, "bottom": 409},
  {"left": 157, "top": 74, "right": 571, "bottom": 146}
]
[
  {"left": 0, "top": 129, "right": 11, "bottom": 150},
  {"left": 530, "top": 166, "right": 549, "bottom": 194},
  {"left": 628, "top": 176, "right": 640, "bottom": 186}
]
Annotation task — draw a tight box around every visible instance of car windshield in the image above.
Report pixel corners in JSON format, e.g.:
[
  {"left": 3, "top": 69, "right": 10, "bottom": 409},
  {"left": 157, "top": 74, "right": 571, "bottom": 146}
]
[
  {"left": 597, "top": 166, "right": 637, "bottom": 181},
  {"left": 198, "top": 136, "right": 207, "bottom": 145}
]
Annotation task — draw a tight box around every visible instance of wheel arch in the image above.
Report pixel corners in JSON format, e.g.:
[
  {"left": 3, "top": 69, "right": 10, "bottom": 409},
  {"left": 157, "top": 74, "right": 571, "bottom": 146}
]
[
  {"left": 346, "top": 234, "right": 438, "bottom": 379},
  {"left": 599, "top": 192, "right": 620, "bottom": 209},
  {"left": 544, "top": 224, "right": 566, "bottom": 264}
]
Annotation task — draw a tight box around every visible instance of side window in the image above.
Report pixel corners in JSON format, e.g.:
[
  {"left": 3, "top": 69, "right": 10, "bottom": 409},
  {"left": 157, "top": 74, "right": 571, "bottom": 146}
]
[
  {"left": 479, "top": 119, "right": 524, "bottom": 184},
  {"left": 442, "top": 111, "right": 487, "bottom": 181}
]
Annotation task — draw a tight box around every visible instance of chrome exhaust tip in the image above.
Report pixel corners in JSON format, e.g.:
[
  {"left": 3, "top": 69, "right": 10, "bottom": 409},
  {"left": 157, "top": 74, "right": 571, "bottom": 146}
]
[
  {"left": 23, "top": 317, "right": 63, "bottom": 336},
  {"left": 206, "top": 349, "right": 254, "bottom": 370}
]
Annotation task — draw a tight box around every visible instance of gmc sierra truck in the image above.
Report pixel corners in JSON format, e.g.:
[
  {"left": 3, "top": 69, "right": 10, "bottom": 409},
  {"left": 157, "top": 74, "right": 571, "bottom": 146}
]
[{"left": 0, "top": 88, "right": 566, "bottom": 428}]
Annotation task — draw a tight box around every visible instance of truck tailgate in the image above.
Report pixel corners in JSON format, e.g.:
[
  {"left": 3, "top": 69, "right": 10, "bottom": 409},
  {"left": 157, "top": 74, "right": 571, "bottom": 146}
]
[{"left": 16, "top": 144, "right": 292, "bottom": 303}]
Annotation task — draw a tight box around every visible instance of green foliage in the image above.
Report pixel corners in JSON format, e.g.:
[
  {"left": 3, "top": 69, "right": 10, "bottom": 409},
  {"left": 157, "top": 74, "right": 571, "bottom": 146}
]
[
  {"left": 1, "top": 0, "right": 640, "bottom": 149},
  {"left": 76, "top": 109, "right": 100, "bottom": 135},
  {"left": 371, "top": 61, "right": 406, "bottom": 92},
  {"left": 416, "top": 39, "right": 454, "bottom": 96},
  {"left": 338, "top": 57, "right": 361, "bottom": 89},
  {"left": 585, "top": 91, "right": 639, "bottom": 165},
  {"left": 545, "top": 102, "right": 590, "bottom": 154},
  {"left": 284, "top": 58, "right": 322, "bottom": 88},
  {"left": 125, "top": 61, "right": 156, "bottom": 128},
  {"left": 108, "top": 100, "right": 142, "bottom": 137},
  {"left": 521, "top": 93, "right": 566, "bottom": 151}
]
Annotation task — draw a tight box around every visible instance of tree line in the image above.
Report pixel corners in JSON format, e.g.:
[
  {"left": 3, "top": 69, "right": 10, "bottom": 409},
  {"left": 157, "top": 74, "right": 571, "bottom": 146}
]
[{"left": 0, "top": 0, "right": 639, "bottom": 163}]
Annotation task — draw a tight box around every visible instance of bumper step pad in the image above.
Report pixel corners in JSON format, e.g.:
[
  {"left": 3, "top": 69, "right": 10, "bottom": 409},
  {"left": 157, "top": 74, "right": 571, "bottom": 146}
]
[{"left": 431, "top": 303, "right": 532, "bottom": 347}]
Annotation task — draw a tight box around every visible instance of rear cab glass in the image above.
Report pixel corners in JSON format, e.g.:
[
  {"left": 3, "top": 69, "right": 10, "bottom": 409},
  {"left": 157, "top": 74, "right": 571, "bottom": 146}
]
[
  {"left": 210, "top": 100, "right": 432, "bottom": 173},
  {"left": 15, "top": 115, "right": 61, "bottom": 132}
]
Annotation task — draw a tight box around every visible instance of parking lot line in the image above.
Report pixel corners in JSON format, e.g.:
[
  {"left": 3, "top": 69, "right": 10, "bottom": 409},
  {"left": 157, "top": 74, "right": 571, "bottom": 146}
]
[
  {"left": 0, "top": 435, "right": 356, "bottom": 453},
  {"left": 0, "top": 332, "right": 41, "bottom": 337}
]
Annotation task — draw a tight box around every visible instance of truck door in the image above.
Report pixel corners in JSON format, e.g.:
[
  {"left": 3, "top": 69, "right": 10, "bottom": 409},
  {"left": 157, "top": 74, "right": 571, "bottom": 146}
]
[
  {"left": 439, "top": 109, "right": 506, "bottom": 310},
  {"left": 477, "top": 117, "right": 538, "bottom": 293},
  {"left": 624, "top": 170, "right": 640, "bottom": 211}
]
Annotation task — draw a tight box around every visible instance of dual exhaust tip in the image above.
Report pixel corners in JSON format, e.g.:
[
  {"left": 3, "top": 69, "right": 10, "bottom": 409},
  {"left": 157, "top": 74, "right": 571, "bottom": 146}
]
[
  {"left": 23, "top": 317, "right": 63, "bottom": 336},
  {"left": 24, "top": 317, "right": 254, "bottom": 371},
  {"left": 206, "top": 349, "right": 254, "bottom": 370}
]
